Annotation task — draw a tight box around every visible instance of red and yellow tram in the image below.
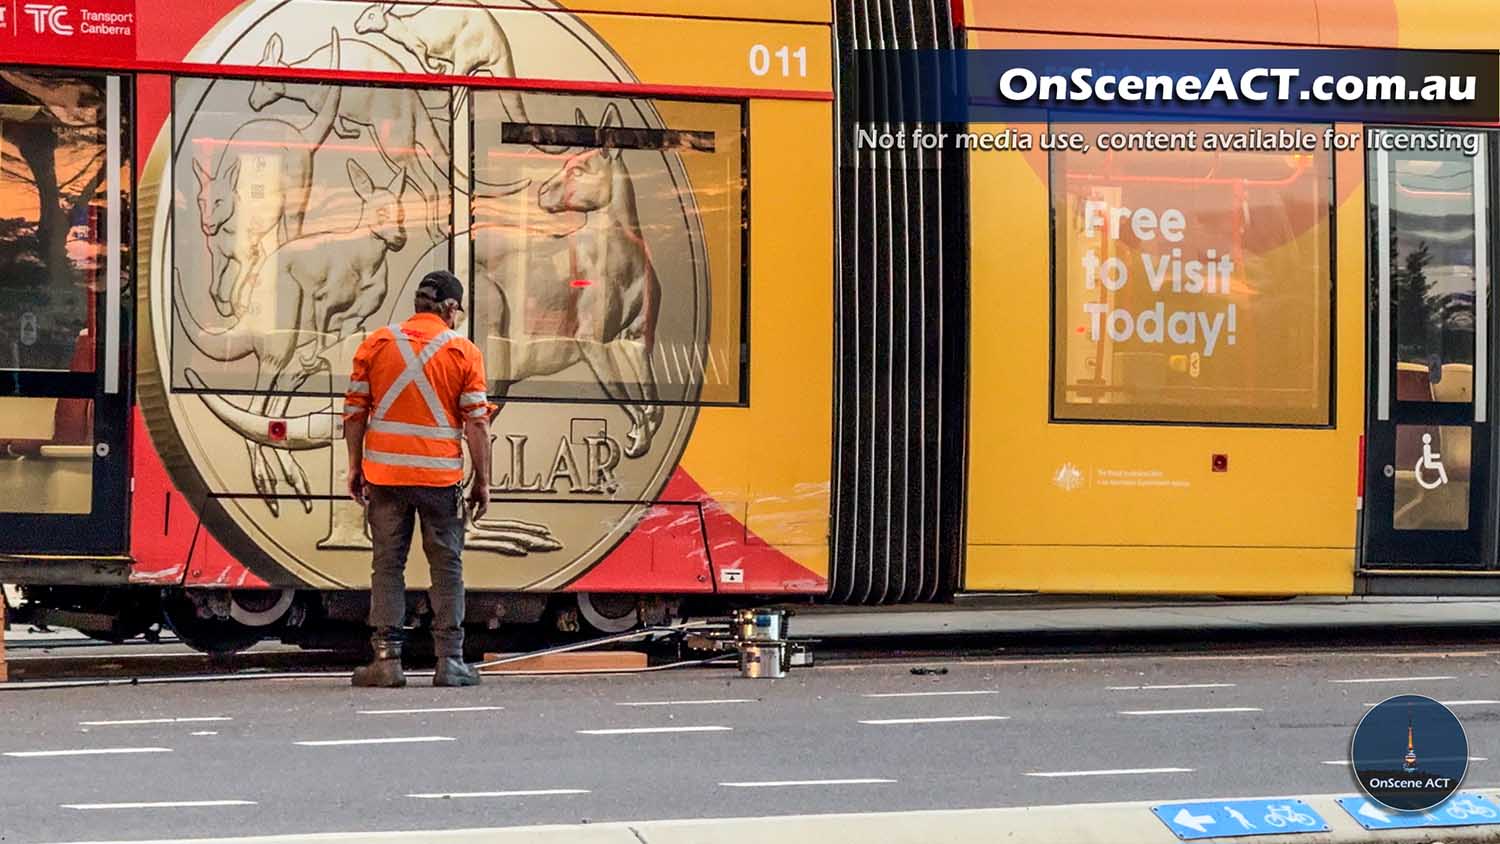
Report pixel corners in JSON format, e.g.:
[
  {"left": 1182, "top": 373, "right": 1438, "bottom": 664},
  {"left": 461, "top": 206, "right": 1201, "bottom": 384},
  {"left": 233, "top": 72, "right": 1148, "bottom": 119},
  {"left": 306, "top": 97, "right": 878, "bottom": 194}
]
[{"left": 0, "top": 0, "right": 1494, "bottom": 653}]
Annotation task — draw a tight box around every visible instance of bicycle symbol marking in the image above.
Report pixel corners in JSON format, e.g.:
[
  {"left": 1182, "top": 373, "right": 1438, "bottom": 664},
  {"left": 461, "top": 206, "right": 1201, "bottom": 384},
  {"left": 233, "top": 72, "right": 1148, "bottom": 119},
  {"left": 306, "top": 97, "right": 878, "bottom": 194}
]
[
  {"left": 1264, "top": 804, "right": 1316, "bottom": 828},
  {"left": 1416, "top": 433, "right": 1449, "bottom": 491},
  {"left": 1446, "top": 798, "right": 1499, "bottom": 821}
]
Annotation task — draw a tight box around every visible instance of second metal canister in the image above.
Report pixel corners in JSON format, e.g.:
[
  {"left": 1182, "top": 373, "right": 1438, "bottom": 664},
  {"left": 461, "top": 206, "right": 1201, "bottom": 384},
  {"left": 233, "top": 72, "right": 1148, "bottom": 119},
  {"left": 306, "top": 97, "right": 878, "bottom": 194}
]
[{"left": 733, "top": 608, "right": 787, "bottom": 642}]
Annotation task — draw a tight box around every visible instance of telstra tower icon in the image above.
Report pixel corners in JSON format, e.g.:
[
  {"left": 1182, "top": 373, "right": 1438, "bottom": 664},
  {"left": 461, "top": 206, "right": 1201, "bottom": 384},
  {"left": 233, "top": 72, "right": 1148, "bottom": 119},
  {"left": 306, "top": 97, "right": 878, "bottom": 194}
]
[{"left": 1403, "top": 707, "right": 1418, "bottom": 774}]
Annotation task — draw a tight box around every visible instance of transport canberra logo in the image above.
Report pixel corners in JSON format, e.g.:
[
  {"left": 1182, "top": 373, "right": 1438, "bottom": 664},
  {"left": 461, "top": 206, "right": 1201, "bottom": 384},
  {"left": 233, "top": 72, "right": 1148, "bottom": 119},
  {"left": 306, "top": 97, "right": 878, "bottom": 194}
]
[
  {"left": 12, "top": 3, "right": 135, "bottom": 36},
  {"left": 1351, "top": 695, "right": 1468, "bottom": 811}
]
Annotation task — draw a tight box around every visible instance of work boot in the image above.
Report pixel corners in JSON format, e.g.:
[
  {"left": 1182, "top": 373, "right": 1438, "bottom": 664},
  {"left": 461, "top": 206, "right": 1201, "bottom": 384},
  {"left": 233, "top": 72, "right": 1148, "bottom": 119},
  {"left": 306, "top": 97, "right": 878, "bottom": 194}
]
[
  {"left": 433, "top": 656, "right": 481, "bottom": 687},
  {"left": 352, "top": 630, "right": 406, "bottom": 688}
]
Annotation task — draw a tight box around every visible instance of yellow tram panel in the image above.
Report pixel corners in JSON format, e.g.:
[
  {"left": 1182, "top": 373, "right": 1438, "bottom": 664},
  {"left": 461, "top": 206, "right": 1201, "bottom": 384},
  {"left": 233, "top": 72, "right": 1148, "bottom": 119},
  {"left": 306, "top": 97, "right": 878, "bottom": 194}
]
[{"left": 963, "top": 115, "right": 1367, "bottom": 595}]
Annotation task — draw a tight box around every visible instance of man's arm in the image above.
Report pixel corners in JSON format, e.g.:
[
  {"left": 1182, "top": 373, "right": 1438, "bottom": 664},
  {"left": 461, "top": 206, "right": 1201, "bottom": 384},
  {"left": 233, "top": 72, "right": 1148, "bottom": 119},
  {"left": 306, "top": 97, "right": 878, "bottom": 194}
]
[
  {"left": 344, "top": 341, "right": 374, "bottom": 503},
  {"left": 345, "top": 413, "right": 369, "bottom": 503},
  {"left": 463, "top": 415, "right": 491, "bottom": 521},
  {"left": 458, "top": 347, "right": 494, "bottom": 521}
]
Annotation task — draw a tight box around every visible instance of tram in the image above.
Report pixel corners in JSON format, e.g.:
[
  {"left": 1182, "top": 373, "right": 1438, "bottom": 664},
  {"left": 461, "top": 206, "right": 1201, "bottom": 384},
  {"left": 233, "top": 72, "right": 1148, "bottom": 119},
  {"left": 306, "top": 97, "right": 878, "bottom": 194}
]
[{"left": 0, "top": 0, "right": 1492, "bottom": 654}]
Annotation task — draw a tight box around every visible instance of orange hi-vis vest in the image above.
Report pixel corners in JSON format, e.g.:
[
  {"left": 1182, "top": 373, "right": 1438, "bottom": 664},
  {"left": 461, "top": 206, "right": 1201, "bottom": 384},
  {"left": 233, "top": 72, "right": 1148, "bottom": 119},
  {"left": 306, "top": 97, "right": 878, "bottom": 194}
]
[{"left": 344, "top": 313, "right": 492, "bottom": 487}]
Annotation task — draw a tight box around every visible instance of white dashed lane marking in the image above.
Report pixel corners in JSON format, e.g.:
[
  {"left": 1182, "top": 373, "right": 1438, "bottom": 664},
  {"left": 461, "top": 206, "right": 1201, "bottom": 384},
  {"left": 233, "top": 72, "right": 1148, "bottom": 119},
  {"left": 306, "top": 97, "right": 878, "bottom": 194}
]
[
  {"left": 295, "top": 736, "right": 456, "bottom": 747},
  {"left": 858, "top": 716, "right": 1010, "bottom": 725},
  {"left": 1330, "top": 676, "right": 1457, "bottom": 684},
  {"left": 357, "top": 707, "right": 504, "bottom": 716},
  {"left": 408, "top": 790, "right": 589, "bottom": 799},
  {"left": 615, "top": 699, "right": 754, "bottom": 707},
  {"left": 1322, "top": 757, "right": 1486, "bottom": 765},
  {"left": 79, "top": 717, "right": 232, "bottom": 727},
  {"left": 577, "top": 726, "right": 733, "bottom": 735},
  {"left": 1118, "top": 707, "right": 1261, "bottom": 716},
  {"left": 1363, "top": 700, "right": 1500, "bottom": 707},
  {"left": 61, "top": 800, "right": 255, "bottom": 810},
  {"left": 721, "top": 779, "right": 897, "bottom": 788},
  {"left": 1106, "top": 684, "right": 1236, "bottom": 691},
  {"left": 6, "top": 747, "right": 172, "bottom": 758},
  {"left": 1026, "top": 767, "right": 1195, "bottom": 778},
  {"left": 862, "top": 690, "right": 1000, "bottom": 699}
]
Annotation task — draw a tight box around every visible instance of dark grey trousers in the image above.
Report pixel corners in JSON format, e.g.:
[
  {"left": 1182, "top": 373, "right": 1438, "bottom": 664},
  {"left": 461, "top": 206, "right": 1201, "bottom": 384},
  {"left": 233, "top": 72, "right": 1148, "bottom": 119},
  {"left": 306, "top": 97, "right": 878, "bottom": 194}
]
[{"left": 366, "top": 483, "right": 467, "bottom": 657}]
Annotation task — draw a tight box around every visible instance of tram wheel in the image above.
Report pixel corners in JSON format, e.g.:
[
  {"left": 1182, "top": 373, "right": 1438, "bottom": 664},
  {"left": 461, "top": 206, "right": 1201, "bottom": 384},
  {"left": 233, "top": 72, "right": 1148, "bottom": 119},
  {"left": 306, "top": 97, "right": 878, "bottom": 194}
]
[
  {"left": 160, "top": 590, "right": 269, "bottom": 656},
  {"left": 575, "top": 593, "right": 642, "bottom": 634}
]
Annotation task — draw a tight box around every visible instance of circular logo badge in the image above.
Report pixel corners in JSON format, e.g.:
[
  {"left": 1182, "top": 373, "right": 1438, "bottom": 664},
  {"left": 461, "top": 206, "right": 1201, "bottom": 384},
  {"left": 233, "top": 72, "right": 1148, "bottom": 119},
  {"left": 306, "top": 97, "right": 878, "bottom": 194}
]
[{"left": 1351, "top": 694, "right": 1467, "bottom": 811}]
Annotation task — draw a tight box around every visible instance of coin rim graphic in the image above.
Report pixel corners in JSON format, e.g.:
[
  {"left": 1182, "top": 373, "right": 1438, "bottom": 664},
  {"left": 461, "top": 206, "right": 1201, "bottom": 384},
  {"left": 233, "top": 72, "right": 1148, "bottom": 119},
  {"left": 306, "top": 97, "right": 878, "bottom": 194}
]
[{"left": 1349, "top": 693, "right": 1469, "bottom": 812}]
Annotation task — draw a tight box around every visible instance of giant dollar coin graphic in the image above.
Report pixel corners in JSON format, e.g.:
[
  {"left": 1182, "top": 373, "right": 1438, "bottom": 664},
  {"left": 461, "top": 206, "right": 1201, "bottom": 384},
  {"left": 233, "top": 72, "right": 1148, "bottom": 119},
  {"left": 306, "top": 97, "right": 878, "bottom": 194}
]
[{"left": 141, "top": 0, "right": 716, "bottom": 589}]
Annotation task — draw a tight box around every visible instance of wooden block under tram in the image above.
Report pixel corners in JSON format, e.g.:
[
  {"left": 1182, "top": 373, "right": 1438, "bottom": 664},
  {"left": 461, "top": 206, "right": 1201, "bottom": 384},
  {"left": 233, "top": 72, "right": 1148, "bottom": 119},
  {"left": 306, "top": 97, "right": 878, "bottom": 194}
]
[{"left": 479, "top": 650, "right": 648, "bottom": 673}]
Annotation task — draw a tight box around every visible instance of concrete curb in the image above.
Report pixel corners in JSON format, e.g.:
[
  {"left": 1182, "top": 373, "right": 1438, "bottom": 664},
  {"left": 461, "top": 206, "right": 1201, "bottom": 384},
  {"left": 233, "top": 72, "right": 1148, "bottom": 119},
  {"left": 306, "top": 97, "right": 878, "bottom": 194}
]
[{"left": 51, "top": 792, "right": 1500, "bottom": 844}]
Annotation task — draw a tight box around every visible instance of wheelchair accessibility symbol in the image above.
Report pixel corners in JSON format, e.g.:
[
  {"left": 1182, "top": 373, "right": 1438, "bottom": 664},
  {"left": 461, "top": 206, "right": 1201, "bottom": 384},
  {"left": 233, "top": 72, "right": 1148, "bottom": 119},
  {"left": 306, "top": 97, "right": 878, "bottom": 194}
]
[{"left": 1417, "top": 433, "right": 1449, "bottom": 490}]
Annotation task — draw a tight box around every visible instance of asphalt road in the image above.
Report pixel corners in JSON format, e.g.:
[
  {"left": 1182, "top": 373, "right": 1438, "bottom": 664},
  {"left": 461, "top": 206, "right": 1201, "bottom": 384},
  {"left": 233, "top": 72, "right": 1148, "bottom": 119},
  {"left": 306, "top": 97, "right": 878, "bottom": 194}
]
[{"left": 3, "top": 642, "right": 1500, "bottom": 843}]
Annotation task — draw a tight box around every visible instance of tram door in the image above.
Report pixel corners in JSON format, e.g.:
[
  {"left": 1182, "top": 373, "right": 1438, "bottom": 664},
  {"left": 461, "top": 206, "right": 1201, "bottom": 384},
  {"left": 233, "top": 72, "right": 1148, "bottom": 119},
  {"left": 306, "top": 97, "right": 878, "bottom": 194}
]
[
  {"left": 0, "top": 70, "right": 133, "bottom": 555},
  {"left": 1363, "top": 128, "right": 1493, "bottom": 568}
]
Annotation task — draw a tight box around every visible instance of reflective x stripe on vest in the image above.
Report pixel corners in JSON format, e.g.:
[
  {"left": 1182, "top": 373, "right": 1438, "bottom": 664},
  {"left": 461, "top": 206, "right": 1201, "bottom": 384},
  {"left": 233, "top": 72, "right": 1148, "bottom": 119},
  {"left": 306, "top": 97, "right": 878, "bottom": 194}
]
[{"left": 364, "top": 325, "right": 466, "bottom": 481}]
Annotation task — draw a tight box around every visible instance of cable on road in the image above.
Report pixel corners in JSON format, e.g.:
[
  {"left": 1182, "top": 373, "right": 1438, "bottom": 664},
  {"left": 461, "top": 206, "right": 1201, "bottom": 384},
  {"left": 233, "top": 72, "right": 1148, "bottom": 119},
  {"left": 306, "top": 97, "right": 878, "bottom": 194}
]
[{"left": 1, "top": 621, "right": 736, "bottom": 691}]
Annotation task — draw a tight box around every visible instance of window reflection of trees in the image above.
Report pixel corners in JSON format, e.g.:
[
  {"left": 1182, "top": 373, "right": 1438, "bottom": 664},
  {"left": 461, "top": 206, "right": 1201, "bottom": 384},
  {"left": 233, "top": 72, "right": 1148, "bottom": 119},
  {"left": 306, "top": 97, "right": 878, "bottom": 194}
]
[
  {"left": 1390, "top": 157, "right": 1476, "bottom": 372},
  {"left": 0, "top": 71, "right": 109, "bottom": 372}
]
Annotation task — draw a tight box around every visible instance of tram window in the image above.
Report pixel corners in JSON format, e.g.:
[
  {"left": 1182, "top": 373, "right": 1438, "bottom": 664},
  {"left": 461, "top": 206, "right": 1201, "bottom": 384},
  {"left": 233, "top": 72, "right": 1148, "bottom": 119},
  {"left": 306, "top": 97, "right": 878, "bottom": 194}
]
[
  {"left": 0, "top": 397, "right": 94, "bottom": 514},
  {"left": 1378, "top": 140, "right": 1478, "bottom": 405},
  {"left": 1050, "top": 122, "right": 1334, "bottom": 426},
  {"left": 0, "top": 70, "right": 115, "bottom": 374},
  {"left": 169, "top": 74, "right": 454, "bottom": 397},
  {"left": 469, "top": 91, "right": 747, "bottom": 406}
]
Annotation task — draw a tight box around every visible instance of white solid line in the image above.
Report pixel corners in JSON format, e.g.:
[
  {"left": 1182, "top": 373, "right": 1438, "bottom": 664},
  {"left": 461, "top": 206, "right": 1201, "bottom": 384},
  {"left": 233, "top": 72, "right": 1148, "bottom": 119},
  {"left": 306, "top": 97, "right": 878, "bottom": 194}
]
[
  {"left": 1026, "top": 767, "right": 1194, "bottom": 778},
  {"left": 862, "top": 690, "right": 1000, "bottom": 698},
  {"left": 720, "top": 779, "right": 897, "bottom": 788},
  {"left": 1118, "top": 707, "right": 1261, "bottom": 716},
  {"left": 615, "top": 699, "right": 755, "bottom": 707},
  {"left": 577, "top": 726, "right": 732, "bottom": 735},
  {"left": 6, "top": 747, "right": 172, "bottom": 758},
  {"left": 858, "top": 716, "right": 1010, "bottom": 725},
  {"left": 79, "top": 717, "right": 232, "bottom": 727},
  {"left": 1106, "top": 684, "right": 1236, "bottom": 691},
  {"left": 295, "top": 736, "right": 456, "bottom": 747},
  {"left": 408, "top": 789, "right": 589, "bottom": 799},
  {"left": 190, "top": 732, "right": 218, "bottom": 737},
  {"left": 357, "top": 706, "right": 504, "bottom": 716},
  {"left": 61, "top": 800, "right": 255, "bottom": 810},
  {"left": 1329, "top": 675, "right": 1457, "bottom": 684}
]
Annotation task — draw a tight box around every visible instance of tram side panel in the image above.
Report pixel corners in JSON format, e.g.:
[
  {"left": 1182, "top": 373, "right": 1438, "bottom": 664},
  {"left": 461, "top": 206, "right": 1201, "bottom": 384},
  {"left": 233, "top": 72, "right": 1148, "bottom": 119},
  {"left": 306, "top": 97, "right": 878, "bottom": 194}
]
[
  {"left": 960, "top": 27, "right": 1368, "bottom": 596},
  {"left": 0, "top": 0, "right": 836, "bottom": 602}
]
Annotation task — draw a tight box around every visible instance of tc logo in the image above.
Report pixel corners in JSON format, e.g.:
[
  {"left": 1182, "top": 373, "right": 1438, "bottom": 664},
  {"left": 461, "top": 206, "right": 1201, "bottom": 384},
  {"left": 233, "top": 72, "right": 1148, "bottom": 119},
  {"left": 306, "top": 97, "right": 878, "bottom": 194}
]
[{"left": 23, "top": 4, "right": 74, "bottom": 35}]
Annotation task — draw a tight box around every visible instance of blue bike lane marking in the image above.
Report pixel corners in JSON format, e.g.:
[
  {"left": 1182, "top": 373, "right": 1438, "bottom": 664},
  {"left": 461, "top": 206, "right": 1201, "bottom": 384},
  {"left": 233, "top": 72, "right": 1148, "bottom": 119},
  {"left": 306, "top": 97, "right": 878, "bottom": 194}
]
[
  {"left": 1339, "top": 793, "right": 1500, "bottom": 830},
  {"left": 1152, "top": 799, "right": 1328, "bottom": 840}
]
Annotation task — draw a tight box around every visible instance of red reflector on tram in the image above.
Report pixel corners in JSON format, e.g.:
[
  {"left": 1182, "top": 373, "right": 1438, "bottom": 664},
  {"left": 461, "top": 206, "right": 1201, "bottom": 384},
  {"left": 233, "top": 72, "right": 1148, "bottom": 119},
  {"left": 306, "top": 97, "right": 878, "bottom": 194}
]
[
  {"left": 570, "top": 279, "right": 593, "bottom": 288},
  {"left": 268, "top": 420, "right": 288, "bottom": 442},
  {"left": 1212, "top": 454, "right": 1228, "bottom": 472}
]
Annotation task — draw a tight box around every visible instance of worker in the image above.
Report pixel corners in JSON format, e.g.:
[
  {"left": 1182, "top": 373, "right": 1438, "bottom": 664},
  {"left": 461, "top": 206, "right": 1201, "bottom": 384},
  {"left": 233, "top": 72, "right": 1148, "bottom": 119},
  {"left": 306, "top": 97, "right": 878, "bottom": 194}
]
[{"left": 342, "top": 270, "right": 493, "bottom": 688}]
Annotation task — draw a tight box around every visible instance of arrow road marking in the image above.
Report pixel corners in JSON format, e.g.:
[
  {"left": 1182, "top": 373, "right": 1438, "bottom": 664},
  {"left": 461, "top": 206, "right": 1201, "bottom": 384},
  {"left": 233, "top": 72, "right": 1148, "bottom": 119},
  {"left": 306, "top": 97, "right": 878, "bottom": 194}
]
[
  {"left": 1358, "top": 802, "right": 1391, "bottom": 824},
  {"left": 1173, "top": 808, "right": 1215, "bottom": 834}
]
